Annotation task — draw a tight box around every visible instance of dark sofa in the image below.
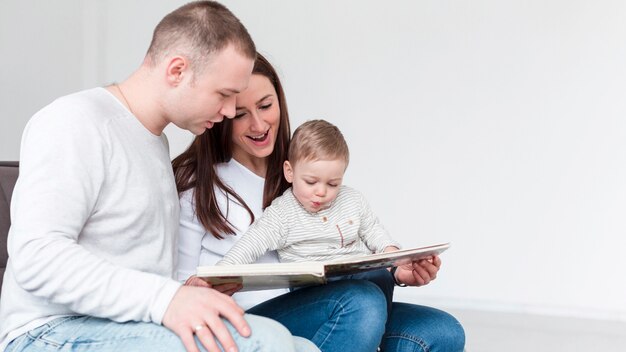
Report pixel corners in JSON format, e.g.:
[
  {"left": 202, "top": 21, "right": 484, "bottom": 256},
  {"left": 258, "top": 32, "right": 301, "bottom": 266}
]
[{"left": 0, "top": 161, "right": 19, "bottom": 292}]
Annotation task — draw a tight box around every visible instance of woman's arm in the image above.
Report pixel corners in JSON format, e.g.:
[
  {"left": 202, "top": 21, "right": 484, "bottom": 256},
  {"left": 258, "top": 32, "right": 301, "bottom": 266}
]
[{"left": 177, "top": 190, "right": 205, "bottom": 282}]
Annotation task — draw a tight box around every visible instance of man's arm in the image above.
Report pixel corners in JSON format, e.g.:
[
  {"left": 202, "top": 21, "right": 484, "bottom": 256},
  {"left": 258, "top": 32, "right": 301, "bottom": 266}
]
[{"left": 9, "top": 109, "right": 178, "bottom": 324}]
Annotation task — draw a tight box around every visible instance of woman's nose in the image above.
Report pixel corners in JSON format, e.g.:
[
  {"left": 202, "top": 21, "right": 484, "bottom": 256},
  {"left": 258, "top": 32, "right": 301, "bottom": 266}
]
[{"left": 249, "top": 112, "right": 265, "bottom": 131}]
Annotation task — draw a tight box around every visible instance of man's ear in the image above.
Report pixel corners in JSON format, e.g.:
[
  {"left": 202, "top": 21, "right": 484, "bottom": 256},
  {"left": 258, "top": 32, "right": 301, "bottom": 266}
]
[
  {"left": 283, "top": 160, "right": 294, "bottom": 183},
  {"left": 165, "top": 56, "right": 188, "bottom": 86}
]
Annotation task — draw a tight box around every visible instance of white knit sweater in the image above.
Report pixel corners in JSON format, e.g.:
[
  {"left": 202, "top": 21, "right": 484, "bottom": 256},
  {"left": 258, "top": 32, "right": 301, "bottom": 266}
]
[
  {"left": 220, "top": 186, "right": 400, "bottom": 265},
  {"left": 177, "top": 159, "right": 290, "bottom": 310},
  {"left": 0, "top": 88, "right": 181, "bottom": 349}
]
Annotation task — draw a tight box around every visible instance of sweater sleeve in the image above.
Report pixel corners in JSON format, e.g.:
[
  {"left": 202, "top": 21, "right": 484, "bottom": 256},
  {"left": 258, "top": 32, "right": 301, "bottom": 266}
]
[
  {"left": 356, "top": 191, "right": 402, "bottom": 253},
  {"left": 9, "top": 108, "right": 180, "bottom": 325},
  {"left": 218, "top": 205, "right": 287, "bottom": 265}
]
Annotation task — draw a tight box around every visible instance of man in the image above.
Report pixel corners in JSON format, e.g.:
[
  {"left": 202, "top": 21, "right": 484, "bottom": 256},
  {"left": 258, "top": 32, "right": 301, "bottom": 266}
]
[{"left": 0, "top": 2, "right": 317, "bottom": 351}]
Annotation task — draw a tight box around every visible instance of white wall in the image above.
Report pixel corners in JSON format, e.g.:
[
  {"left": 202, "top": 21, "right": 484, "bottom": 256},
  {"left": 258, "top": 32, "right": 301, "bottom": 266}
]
[{"left": 2, "top": 0, "right": 625, "bottom": 322}]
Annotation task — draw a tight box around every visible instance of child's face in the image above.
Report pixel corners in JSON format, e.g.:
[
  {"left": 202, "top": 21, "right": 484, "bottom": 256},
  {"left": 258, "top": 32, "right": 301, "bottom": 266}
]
[{"left": 283, "top": 158, "right": 346, "bottom": 213}]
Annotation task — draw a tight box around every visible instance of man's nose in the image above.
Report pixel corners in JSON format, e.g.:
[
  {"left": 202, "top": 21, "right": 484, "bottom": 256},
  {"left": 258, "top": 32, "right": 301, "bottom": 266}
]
[{"left": 220, "top": 96, "right": 237, "bottom": 119}]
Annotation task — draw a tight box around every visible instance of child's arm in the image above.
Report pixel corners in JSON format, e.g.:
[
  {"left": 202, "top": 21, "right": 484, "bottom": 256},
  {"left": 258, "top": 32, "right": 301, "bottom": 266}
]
[
  {"left": 357, "top": 192, "right": 402, "bottom": 253},
  {"left": 218, "top": 206, "right": 287, "bottom": 265},
  {"left": 383, "top": 245, "right": 401, "bottom": 252}
]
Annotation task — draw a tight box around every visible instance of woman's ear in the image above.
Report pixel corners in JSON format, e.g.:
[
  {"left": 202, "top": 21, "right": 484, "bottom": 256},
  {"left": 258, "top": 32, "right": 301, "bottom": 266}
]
[{"left": 283, "top": 160, "right": 294, "bottom": 183}]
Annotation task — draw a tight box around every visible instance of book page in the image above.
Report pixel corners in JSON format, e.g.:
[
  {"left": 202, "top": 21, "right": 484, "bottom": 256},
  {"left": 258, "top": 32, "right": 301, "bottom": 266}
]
[{"left": 323, "top": 243, "right": 450, "bottom": 276}]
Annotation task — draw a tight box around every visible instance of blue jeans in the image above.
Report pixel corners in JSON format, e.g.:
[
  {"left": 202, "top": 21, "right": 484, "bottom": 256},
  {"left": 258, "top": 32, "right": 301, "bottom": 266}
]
[
  {"left": 6, "top": 314, "right": 319, "bottom": 352},
  {"left": 328, "top": 268, "right": 395, "bottom": 321},
  {"left": 382, "top": 302, "right": 465, "bottom": 352},
  {"left": 249, "top": 280, "right": 387, "bottom": 352},
  {"left": 248, "top": 280, "right": 465, "bottom": 352}
]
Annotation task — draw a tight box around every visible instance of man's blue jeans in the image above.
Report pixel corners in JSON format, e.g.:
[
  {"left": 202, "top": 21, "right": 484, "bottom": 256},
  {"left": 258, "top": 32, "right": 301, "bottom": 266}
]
[
  {"left": 248, "top": 279, "right": 465, "bottom": 352},
  {"left": 6, "top": 314, "right": 319, "bottom": 351}
]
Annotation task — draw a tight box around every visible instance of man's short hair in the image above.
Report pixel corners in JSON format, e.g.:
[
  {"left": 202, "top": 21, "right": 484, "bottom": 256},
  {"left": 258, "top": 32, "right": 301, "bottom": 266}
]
[
  {"left": 146, "top": 1, "right": 255, "bottom": 72},
  {"left": 289, "top": 119, "right": 350, "bottom": 167}
]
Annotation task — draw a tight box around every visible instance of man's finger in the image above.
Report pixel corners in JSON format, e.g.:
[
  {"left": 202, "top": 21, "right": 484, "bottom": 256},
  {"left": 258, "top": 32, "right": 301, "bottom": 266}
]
[
  {"left": 194, "top": 324, "right": 222, "bottom": 352},
  {"left": 179, "top": 330, "right": 200, "bottom": 352},
  {"left": 218, "top": 308, "right": 251, "bottom": 338},
  {"left": 205, "top": 314, "right": 241, "bottom": 352}
]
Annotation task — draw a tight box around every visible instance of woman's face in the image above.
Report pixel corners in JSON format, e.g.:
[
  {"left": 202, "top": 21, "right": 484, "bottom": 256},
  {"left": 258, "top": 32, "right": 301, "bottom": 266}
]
[{"left": 231, "top": 74, "right": 281, "bottom": 167}]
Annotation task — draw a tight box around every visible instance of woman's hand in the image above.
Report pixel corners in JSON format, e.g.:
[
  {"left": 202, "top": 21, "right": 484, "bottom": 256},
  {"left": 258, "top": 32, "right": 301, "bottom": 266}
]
[
  {"left": 393, "top": 255, "right": 441, "bottom": 287},
  {"left": 184, "top": 275, "right": 243, "bottom": 296},
  {"left": 211, "top": 283, "right": 243, "bottom": 296}
]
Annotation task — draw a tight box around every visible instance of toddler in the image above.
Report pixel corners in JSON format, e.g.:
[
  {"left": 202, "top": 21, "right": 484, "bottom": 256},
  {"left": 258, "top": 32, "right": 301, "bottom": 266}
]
[{"left": 219, "top": 119, "right": 401, "bottom": 313}]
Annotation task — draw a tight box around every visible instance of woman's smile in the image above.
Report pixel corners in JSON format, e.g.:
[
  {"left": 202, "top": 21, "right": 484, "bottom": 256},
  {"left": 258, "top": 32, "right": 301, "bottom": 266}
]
[{"left": 247, "top": 130, "right": 270, "bottom": 144}]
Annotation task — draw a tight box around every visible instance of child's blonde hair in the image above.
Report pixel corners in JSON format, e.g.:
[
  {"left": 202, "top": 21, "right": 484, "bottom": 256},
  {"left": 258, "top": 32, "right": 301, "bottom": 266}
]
[{"left": 288, "top": 119, "right": 349, "bottom": 167}]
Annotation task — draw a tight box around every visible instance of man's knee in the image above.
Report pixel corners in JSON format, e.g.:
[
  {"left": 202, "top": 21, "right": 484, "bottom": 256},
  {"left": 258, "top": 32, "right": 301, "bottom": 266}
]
[{"left": 240, "top": 314, "right": 295, "bottom": 347}]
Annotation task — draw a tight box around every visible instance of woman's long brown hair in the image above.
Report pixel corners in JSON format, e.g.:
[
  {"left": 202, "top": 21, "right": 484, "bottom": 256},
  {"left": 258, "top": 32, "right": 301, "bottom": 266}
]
[{"left": 172, "top": 52, "right": 291, "bottom": 238}]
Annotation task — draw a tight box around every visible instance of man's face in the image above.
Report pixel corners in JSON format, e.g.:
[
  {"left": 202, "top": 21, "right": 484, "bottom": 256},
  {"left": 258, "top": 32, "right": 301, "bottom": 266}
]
[
  {"left": 171, "top": 44, "right": 255, "bottom": 135},
  {"left": 284, "top": 158, "right": 347, "bottom": 213}
]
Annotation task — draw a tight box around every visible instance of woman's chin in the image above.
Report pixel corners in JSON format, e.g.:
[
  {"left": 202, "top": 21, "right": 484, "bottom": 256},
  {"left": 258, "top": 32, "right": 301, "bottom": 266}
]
[{"left": 246, "top": 141, "right": 275, "bottom": 158}]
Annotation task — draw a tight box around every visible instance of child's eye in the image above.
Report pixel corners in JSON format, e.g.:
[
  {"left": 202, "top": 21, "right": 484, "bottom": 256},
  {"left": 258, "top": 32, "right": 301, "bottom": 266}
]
[
  {"left": 328, "top": 183, "right": 338, "bottom": 188},
  {"left": 305, "top": 180, "right": 315, "bottom": 185}
]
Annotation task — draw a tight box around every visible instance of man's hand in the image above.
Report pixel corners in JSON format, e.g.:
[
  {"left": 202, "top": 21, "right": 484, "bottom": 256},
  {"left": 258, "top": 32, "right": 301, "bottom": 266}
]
[
  {"left": 394, "top": 255, "right": 441, "bottom": 287},
  {"left": 184, "top": 275, "right": 243, "bottom": 296},
  {"left": 162, "top": 285, "right": 250, "bottom": 352}
]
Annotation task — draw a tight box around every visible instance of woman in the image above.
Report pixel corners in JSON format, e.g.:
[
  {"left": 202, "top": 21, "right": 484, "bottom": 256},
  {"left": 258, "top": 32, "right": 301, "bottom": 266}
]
[{"left": 173, "top": 53, "right": 465, "bottom": 351}]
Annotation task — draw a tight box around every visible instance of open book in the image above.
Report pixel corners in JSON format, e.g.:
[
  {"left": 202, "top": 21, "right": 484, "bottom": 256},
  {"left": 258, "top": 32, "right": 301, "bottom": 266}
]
[{"left": 196, "top": 242, "right": 450, "bottom": 291}]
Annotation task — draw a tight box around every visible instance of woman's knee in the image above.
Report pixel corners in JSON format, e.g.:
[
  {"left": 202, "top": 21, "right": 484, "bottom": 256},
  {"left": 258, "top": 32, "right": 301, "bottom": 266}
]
[
  {"left": 427, "top": 309, "right": 465, "bottom": 351},
  {"left": 330, "top": 280, "right": 388, "bottom": 332},
  {"left": 383, "top": 303, "right": 466, "bottom": 352}
]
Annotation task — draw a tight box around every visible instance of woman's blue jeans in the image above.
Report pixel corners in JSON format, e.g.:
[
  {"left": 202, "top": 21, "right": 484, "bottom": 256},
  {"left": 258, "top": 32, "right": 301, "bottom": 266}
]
[
  {"left": 382, "top": 302, "right": 465, "bottom": 352},
  {"left": 247, "top": 280, "right": 465, "bottom": 352},
  {"left": 6, "top": 314, "right": 319, "bottom": 352}
]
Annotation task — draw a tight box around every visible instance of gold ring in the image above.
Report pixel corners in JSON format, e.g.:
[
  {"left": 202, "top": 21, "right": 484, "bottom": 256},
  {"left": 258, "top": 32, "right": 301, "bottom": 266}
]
[{"left": 194, "top": 325, "right": 204, "bottom": 332}]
